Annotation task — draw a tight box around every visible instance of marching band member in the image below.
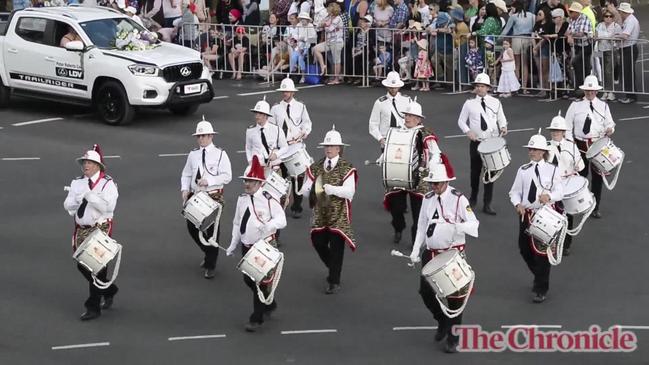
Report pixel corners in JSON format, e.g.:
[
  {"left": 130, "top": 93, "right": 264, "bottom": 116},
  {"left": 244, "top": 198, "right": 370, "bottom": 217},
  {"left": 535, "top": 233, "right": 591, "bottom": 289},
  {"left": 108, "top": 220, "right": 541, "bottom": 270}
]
[
  {"left": 63, "top": 145, "right": 119, "bottom": 321},
  {"left": 546, "top": 112, "right": 585, "bottom": 256},
  {"left": 181, "top": 118, "right": 232, "bottom": 279},
  {"left": 408, "top": 156, "right": 479, "bottom": 354},
  {"left": 457, "top": 73, "right": 508, "bottom": 215},
  {"left": 564, "top": 75, "right": 615, "bottom": 219},
  {"left": 270, "top": 76, "right": 313, "bottom": 219},
  {"left": 509, "top": 132, "right": 563, "bottom": 304},
  {"left": 245, "top": 97, "right": 289, "bottom": 166},
  {"left": 301, "top": 125, "right": 358, "bottom": 294},
  {"left": 368, "top": 71, "right": 411, "bottom": 149},
  {"left": 226, "top": 156, "right": 287, "bottom": 332},
  {"left": 384, "top": 98, "right": 442, "bottom": 245}
]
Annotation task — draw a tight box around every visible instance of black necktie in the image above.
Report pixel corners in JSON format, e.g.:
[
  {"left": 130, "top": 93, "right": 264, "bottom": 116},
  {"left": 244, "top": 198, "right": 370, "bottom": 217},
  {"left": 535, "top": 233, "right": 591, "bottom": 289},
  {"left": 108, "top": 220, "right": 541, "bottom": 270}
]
[
  {"left": 286, "top": 103, "right": 291, "bottom": 121},
  {"left": 527, "top": 164, "right": 539, "bottom": 203},
  {"left": 552, "top": 145, "right": 561, "bottom": 165},
  {"left": 260, "top": 127, "right": 270, "bottom": 154},
  {"left": 390, "top": 98, "right": 397, "bottom": 128},
  {"left": 480, "top": 98, "right": 488, "bottom": 131},
  {"left": 195, "top": 149, "right": 204, "bottom": 183},
  {"left": 326, "top": 159, "right": 332, "bottom": 171},
  {"left": 582, "top": 115, "right": 592, "bottom": 135},
  {"left": 283, "top": 104, "right": 290, "bottom": 137},
  {"left": 427, "top": 200, "right": 441, "bottom": 237},
  {"left": 77, "top": 179, "right": 92, "bottom": 219},
  {"left": 240, "top": 208, "right": 251, "bottom": 234}
]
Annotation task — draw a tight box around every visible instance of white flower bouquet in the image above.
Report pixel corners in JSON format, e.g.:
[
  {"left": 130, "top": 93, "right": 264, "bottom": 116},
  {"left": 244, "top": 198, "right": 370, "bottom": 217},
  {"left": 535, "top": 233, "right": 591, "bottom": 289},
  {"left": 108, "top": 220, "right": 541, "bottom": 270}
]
[{"left": 114, "top": 29, "right": 159, "bottom": 51}]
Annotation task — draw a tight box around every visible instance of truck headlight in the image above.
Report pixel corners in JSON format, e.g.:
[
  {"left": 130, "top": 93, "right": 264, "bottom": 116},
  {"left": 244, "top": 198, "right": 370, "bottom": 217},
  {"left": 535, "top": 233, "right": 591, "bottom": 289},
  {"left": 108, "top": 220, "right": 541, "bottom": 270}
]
[{"left": 128, "top": 64, "right": 160, "bottom": 77}]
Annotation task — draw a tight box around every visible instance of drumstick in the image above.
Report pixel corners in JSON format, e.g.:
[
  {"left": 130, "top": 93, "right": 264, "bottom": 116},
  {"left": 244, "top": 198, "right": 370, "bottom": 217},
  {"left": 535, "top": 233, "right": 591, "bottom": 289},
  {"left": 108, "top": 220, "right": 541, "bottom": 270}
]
[{"left": 390, "top": 249, "right": 415, "bottom": 267}]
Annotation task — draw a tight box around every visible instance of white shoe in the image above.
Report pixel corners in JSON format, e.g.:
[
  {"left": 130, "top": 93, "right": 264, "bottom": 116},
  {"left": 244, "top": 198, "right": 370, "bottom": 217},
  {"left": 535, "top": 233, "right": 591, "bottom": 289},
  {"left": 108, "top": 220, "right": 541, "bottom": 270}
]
[{"left": 607, "top": 93, "right": 616, "bottom": 101}]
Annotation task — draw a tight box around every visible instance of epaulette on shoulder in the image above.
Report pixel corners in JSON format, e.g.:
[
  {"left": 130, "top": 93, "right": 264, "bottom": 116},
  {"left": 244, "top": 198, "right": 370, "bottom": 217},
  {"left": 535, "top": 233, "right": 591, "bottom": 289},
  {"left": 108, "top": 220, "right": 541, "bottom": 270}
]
[
  {"left": 522, "top": 162, "right": 533, "bottom": 170},
  {"left": 262, "top": 191, "right": 273, "bottom": 200},
  {"left": 240, "top": 193, "right": 248, "bottom": 197},
  {"left": 248, "top": 124, "right": 256, "bottom": 129},
  {"left": 451, "top": 189, "right": 462, "bottom": 197},
  {"left": 75, "top": 176, "right": 84, "bottom": 180},
  {"left": 425, "top": 191, "right": 435, "bottom": 199},
  {"left": 103, "top": 175, "right": 113, "bottom": 181},
  {"left": 191, "top": 147, "right": 200, "bottom": 151},
  {"left": 378, "top": 95, "right": 388, "bottom": 102}
]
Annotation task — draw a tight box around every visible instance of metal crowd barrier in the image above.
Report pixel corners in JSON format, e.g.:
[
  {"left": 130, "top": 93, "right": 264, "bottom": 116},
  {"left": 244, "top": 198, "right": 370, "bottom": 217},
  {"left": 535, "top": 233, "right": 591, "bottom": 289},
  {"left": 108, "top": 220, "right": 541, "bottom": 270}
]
[{"left": 172, "top": 22, "right": 647, "bottom": 98}]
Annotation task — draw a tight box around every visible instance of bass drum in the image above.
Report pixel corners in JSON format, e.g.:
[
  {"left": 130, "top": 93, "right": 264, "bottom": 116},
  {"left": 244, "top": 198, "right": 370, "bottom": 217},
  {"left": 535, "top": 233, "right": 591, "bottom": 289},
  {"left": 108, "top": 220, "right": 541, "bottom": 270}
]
[{"left": 382, "top": 127, "right": 420, "bottom": 190}]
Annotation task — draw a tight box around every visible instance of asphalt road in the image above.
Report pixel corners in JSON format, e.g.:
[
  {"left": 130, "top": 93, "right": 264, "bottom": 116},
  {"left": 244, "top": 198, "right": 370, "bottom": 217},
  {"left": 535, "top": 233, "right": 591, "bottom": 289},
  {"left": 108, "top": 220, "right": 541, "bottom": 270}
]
[{"left": 2, "top": 26, "right": 649, "bottom": 365}]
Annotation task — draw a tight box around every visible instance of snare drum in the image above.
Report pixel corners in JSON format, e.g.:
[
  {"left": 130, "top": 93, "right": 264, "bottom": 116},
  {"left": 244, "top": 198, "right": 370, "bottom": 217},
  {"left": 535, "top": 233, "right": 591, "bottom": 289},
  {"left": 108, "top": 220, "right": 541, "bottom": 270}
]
[
  {"left": 421, "top": 249, "right": 474, "bottom": 298},
  {"left": 263, "top": 170, "right": 291, "bottom": 200},
  {"left": 73, "top": 228, "right": 121, "bottom": 274},
  {"left": 585, "top": 137, "right": 624, "bottom": 174},
  {"left": 183, "top": 191, "right": 222, "bottom": 232},
  {"left": 526, "top": 205, "right": 566, "bottom": 247},
  {"left": 283, "top": 148, "right": 313, "bottom": 177},
  {"left": 382, "top": 128, "right": 420, "bottom": 190},
  {"left": 477, "top": 137, "right": 511, "bottom": 172},
  {"left": 562, "top": 175, "right": 595, "bottom": 215},
  {"left": 237, "top": 240, "right": 283, "bottom": 283}
]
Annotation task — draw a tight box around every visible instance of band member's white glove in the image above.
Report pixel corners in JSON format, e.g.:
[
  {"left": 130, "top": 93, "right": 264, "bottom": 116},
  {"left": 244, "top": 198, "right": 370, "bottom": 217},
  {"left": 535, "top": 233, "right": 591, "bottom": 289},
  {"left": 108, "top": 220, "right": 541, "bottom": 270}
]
[
  {"left": 226, "top": 243, "right": 237, "bottom": 256},
  {"left": 198, "top": 178, "right": 209, "bottom": 187},
  {"left": 323, "top": 184, "right": 335, "bottom": 196},
  {"left": 409, "top": 251, "right": 421, "bottom": 263},
  {"left": 182, "top": 191, "right": 190, "bottom": 204}
]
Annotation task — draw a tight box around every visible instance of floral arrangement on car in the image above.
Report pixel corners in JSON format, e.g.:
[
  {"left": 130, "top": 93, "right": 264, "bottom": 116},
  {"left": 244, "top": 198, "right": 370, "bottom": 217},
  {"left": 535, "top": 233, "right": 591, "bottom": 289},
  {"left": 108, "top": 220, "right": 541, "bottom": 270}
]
[{"left": 114, "top": 29, "right": 160, "bottom": 51}]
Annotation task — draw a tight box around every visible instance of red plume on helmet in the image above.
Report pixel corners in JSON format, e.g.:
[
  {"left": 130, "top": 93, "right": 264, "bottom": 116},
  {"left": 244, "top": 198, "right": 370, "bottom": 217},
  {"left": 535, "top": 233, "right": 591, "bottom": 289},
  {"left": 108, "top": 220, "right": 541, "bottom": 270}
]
[
  {"left": 92, "top": 144, "right": 104, "bottom": 164},
  {"left": 440, "top": 153, "right": 455, "bottom": 180},
  {"left": 241, "top": 155, "right": 266, "bottom": 181}
]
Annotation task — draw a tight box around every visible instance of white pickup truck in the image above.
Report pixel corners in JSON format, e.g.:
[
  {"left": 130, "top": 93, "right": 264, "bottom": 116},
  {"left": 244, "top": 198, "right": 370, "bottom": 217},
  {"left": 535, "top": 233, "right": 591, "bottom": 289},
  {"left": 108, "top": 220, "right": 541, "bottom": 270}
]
[{"left": 0, "top": 6, "right": 214, "bottom": 125}]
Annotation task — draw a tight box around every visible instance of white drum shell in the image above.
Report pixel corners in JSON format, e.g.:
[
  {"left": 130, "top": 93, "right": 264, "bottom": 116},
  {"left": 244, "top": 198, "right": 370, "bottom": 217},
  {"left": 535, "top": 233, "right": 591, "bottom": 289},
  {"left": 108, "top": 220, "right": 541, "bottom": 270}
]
[
  {"left": 237, "top": 240, "right": 282, "bottom": 283},
  {"left": 585, "top": 138, "right": 624, "bottom": 174},
  {"left": 563, "top": 176, "right": 595, "bottom": 215},
  {"left": 421, "top": 250, "right": 474, "bottom": 298},
  {"left": 263, "top": 170, "right": 290, "bottom": 200},
  {"left": 73, "top": 229, "right": 121, "bottom": 274},
  {"left": 527, "top": 205, "right": 565, "bottom": 245},
  {"left": 382, "top": 128, "right": 419, "bottom": 190},
  {"left": 283, "top": 148, "right": 313, "bottom": 177},
  {"left": 477, "top": 137, "right": 511, "bottom": 172},
  {"left": 183, "top": 191, "right": 220, "bottom": 231}
]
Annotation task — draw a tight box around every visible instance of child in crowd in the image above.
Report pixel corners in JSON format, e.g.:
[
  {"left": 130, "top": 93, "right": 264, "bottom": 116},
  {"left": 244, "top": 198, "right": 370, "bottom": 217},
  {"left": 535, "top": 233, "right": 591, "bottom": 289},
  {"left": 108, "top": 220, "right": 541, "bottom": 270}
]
[
  {"left": 373, "top": 44, "right": 391, "bottom": 79},
  {"left": 412, "top": 38, "right": 433, "bottom": 91},
  {"left": 496, "top": 38, "right": 520, "bottom": 97},
  {"left": 484, "top": 35, "right": 496, "bottom": 82},
  {"left": 290, "top": 12, "right": 317, "bottom": 81},
  {"left": 464, "top": 37, "right": 484, "bottom": 81}
]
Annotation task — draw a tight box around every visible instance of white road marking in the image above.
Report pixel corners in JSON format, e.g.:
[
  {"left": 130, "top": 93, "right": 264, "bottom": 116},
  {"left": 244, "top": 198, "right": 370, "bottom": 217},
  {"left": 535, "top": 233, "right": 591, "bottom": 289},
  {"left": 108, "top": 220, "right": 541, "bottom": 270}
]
[
  {"left": 52, "top": 342, "right": 110, "bottom": 350},
  {"left": 168, "top": 334, "right": 226, "bottom": 341},
  {"left": 2, "top": 157, "right": 41, "bottom": 161},
  {"left": 0, "top": 126, "right": 3, "bottom": 130},
  {"left": 443, "top": 90, "right": 471, "bottom": 95},
  {"left": 444, "top": 128, "right": 535, "bottom": 139},
  {"left": 501, "top": 325, "right": 562, "bottom": 329},
  {"left": 158, "top": 153, "right": 189, "bottom": 157},
  {"left": 297, "top": 84, "right": 324, "bottom": 90},
  {"left": 212, "top": 95, "right": 229, "bottom": 100},
  {"left": 615, "top": 326, "right": 649, "bottom": 330},
  {"left": 236, "top": 150, "right": 246, "bottom": 154},
  {"left": 619, "top": 116, "right": 649, "bottom": 121},
  {"left": 12, "top": 117, "right": 63, "bottom": 127},
  {"left": 103, "top": 155, "right": 121, "bottom": 159},
  {"left": 393, "top": 326, "right": 438, "bottom": 331},
  {"left": 281, "top": 329, "right": 338, "bottom": 335},
  {"left": 643, "top": 105, "right": 649, "bottom": 109},
  {"left": 237, "top": 90, "right": 277, "bottom": 96}
]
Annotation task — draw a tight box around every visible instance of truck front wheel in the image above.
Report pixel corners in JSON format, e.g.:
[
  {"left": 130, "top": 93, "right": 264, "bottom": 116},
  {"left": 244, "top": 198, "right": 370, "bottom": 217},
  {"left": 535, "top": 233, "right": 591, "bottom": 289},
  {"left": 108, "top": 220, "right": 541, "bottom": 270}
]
[
  {"left": 0, "top": 81, "right": 10, "bottom": 108},
  {"left": 95, "top": 81, "right": 135, "bottom": 125}
]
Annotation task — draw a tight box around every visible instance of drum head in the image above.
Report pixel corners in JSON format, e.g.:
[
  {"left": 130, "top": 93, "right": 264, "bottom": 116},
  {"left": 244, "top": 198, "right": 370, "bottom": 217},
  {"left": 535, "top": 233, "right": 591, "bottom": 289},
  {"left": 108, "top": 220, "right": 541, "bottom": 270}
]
[
  {"left": 585, "top": 137, "right": 610, "bottom": 159},
  {"left": 564, "top": 175, "right": 588, "bottom": 196},
  {"left": 421, "top": 250, "right": 459, "bottom": 275},
  {"left": 477, "top": 137, "right": 506, "bottom": 154}
]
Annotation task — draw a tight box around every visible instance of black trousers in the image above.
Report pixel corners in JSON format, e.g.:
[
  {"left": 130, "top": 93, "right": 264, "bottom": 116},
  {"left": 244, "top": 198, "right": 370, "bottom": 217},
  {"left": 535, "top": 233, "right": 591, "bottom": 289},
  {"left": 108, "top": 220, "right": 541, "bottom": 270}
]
[
  {"left": 241, "top": 245, "right": 276, "bottom": 324},
  {"left": 469, "top": 141, "right": 493, "bottom": 204},
  {"left": 186, "top": 220, "right": 219, "bottom": 270},
  {"left": 312, "top": 229, "right": 346, "bottom": 285},
  {"left": 418, "top": 250, "right": 463, "bottom": 344},
  {"left": 576, "top": 141, "right": 603, "bottom": 211},
  {"left": 518, "top": 220, "right": 550, "bottom": 295},
  {"left": 280, "top": 163, "right": 304, "bottom": 213},
  {"left": 621, "top": 45, "right": 638, "bottom": 100},
  {"left": 386, "top": 190, "right": 422, "bottom": 244},
  {"left": 564, "top": 214, "right": 574, "bottom": 250},
  {"left": 572, "top": 44, "right": 593, "bottom": 94},
  {"left": 77, "top": 264, "right": 118, "bottom": 312}
]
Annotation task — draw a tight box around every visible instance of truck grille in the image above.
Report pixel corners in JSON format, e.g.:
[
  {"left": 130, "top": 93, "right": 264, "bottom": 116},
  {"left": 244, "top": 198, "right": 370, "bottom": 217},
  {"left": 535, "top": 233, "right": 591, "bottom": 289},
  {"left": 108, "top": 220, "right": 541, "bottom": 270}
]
[{"left": 162, "top": 63, "right": 203, "bottom": 83}]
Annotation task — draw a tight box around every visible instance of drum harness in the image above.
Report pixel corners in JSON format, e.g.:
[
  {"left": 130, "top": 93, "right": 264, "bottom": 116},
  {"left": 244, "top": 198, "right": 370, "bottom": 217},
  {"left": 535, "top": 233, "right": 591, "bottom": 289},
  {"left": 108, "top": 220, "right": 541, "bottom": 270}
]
[
  {"left": 196, "top": 149, "right": 225, "bottom": 248},
  {"left": 574, "top": 105, "right": 625, "bottom": 189},
  {"left": 248, "top": 197, "right": 285, "bottom": 305},
  {"left": 480, "top": 102, "right": 508, "bottom": 184},
  {"left": 524, "top": 165, "right": 567, "bottom": 266},
  {"left": 71, "top": 176, "right": 122, "bottom": 290}
]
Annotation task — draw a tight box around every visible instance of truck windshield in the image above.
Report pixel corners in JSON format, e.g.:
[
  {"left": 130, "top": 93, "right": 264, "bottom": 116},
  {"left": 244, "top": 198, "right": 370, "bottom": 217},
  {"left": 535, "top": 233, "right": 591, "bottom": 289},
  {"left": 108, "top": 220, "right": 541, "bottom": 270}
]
[{"left": 79, "top": 17, "right": 156, "bottom": 49}]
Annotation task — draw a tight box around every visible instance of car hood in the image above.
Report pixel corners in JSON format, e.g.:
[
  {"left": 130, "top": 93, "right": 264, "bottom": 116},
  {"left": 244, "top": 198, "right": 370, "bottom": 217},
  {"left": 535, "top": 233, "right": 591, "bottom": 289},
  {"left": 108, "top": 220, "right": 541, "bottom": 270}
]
[{"left": 102, "top": 42, "right": 201, "bottom": 67}]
